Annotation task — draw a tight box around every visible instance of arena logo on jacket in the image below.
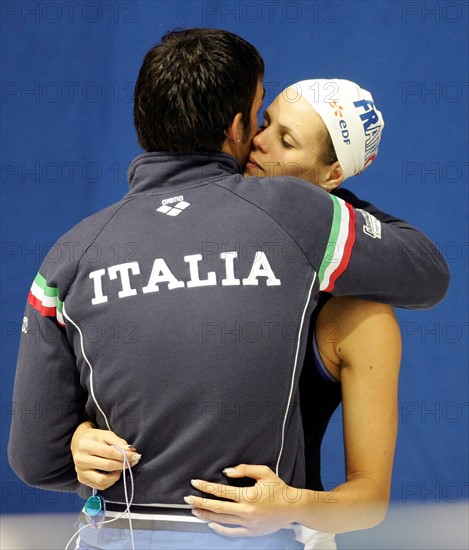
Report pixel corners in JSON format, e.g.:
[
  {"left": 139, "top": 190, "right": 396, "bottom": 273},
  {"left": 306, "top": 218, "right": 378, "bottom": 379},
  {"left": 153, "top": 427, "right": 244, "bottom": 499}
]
[{"left": 156, "top": 195, "right": 191, "bottom": 217}]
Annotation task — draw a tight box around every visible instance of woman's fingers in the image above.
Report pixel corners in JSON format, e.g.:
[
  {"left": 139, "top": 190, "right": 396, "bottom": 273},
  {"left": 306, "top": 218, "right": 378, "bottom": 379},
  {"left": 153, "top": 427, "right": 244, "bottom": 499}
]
[
  {"left": 73, "top": 428, "right": 141, "bottom": 470},
  {"left": 184, "top": 495, "right": 241, "bottom": 515},
  {"left": 223, "top": 464, "right": 274, "bottom": 481},
  {"left": 192, "top": 508, "right": 242, "bottom": 526},
  {"left": 189, "top": 479, "right": 241, "bottom": 502},
  {"left": 79, "top": 443, "right": 141, "bottom": 470},
  {"left": 75, "top": 454, "right": 135, "bottom": 473},
  {"left": 77, "top": 469, "right": 122, "bottom": 491}
]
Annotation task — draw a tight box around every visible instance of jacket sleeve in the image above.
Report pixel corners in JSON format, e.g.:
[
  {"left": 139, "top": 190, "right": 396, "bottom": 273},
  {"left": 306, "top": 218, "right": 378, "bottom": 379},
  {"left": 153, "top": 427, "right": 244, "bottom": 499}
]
[
  {"left": 7, "top": 205, "right": 125, "bottom": 491},
  {"left": 326, "top": 188, "right": 450, "bottom": 309},
  {"left": 8, "top": 279, "right": 88, "bottom": 491}
]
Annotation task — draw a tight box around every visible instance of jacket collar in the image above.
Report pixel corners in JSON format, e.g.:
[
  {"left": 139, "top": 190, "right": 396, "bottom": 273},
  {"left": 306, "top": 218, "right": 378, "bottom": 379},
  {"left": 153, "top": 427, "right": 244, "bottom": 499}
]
[{"left": 126, "top": 152, "right": 242, "bottom": 194}]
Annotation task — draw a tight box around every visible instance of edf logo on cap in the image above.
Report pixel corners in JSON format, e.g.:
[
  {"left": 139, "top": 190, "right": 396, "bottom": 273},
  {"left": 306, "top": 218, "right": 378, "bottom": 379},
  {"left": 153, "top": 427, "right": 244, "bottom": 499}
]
[{"left": 329, "top": 101, "right": 351, "bottom": 145}]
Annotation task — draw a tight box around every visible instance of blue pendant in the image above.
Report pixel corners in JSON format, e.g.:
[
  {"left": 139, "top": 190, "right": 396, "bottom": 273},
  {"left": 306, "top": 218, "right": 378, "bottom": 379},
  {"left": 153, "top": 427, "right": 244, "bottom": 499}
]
[
  {"left": 84, "top": 495, "right": 104, "bottom": 516},
  {"left": 83, "top": 491, "right": 105, "bottom": 528}
]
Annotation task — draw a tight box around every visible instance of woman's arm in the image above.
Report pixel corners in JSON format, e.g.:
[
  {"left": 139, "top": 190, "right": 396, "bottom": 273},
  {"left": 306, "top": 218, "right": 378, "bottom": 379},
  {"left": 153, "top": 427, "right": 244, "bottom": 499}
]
[
  {"left": 186, "top": 296, "right": 402, "bottom": 535},
  {"left": 298, "top": 296, "right": 402, "bottom": 531}
]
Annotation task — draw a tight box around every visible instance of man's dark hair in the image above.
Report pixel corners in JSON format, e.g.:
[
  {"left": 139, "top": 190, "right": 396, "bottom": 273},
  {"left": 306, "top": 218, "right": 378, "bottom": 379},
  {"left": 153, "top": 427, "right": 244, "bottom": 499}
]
[{"left": 134, "top": 28, "right": 265, "bottom": 153}]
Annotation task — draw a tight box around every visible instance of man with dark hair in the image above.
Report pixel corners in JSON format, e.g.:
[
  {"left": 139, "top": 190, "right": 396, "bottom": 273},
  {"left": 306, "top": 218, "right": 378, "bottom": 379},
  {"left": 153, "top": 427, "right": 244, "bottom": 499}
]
[
  {"left": 9, "top": 28, "right": 448, "bottom": 549},
  {"left": 134, "top": 28, "right": 265, "bottom": 155}
]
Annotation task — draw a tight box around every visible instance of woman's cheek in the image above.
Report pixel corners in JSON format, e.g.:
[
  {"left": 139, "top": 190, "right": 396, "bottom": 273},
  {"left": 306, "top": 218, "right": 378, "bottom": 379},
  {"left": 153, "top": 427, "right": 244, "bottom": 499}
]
[{"left": 283, "top": 160, "right": 304, "bottom": 180}]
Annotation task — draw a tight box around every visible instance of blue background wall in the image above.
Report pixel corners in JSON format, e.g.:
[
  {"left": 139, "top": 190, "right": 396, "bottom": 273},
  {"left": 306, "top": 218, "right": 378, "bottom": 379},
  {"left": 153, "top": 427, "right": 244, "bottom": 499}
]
[{"left": 1, "top": 0, "right": 467, "bottom": 524}]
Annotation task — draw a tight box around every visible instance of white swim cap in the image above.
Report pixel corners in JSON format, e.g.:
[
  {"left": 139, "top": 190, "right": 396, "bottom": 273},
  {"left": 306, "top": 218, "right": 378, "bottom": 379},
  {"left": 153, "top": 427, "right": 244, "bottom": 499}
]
[{"left": 289, "top": 79, "right": 384, "bottom": 180}]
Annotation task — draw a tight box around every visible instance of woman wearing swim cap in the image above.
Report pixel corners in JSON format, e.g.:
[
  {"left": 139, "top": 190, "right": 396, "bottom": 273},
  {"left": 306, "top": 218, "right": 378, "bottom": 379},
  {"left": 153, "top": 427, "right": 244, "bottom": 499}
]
[
  {"left": 245, "top": 78, "right": 384, "bottom": 188},
  {"left": 181, "top": 80, "right": 398, "bottom": 549},
  {"left": 70, "top": 80, "right": 400, "bottom": 549}
]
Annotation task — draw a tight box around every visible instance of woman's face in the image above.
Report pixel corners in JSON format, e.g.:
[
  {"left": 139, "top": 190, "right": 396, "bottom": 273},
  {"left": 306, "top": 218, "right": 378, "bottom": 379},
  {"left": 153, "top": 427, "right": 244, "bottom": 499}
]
[{"left": 245, "top": 89, "right": 331, "bottom": 185}]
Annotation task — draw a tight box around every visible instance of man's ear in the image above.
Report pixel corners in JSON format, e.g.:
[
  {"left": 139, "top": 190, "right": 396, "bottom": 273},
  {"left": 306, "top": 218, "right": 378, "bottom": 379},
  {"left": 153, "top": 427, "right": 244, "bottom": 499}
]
[
  {"left": 323, "top": 162, "right": 345, "bottom": 191},
  {"left": 222, "top": 112, "right": 244, "bottom": 154}
]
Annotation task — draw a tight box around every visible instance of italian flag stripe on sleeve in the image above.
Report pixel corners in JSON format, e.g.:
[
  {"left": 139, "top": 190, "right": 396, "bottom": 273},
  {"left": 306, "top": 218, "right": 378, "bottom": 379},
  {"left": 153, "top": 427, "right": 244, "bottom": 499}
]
[
  {"left": 27, "top": 272, "right": 65, "bottom": 326},
  {"left": 318, "top": 194, "right": 356, "bottom": 292}
]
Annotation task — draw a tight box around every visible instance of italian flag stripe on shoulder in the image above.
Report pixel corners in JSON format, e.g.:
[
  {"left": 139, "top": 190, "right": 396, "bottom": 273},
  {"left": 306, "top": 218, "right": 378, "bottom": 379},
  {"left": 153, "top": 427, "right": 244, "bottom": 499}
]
[
  {"left": 27, "top": 272, "right": 65, "bottom": 326},
  {"left": 318, "top": 194, "right": 356, "bottom": 292}
]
